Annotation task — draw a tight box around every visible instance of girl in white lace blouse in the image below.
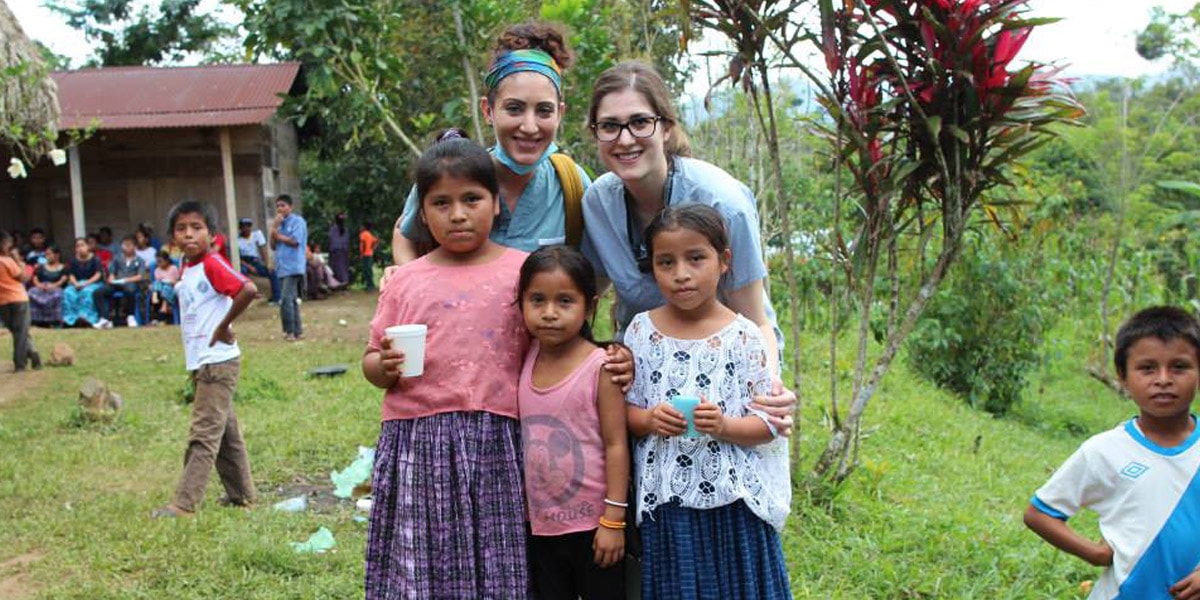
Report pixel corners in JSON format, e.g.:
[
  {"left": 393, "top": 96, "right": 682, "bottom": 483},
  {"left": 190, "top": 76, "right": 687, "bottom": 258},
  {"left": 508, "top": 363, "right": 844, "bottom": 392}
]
[{"left": 625, "top": 204, "right": 791, "bottom": 599}]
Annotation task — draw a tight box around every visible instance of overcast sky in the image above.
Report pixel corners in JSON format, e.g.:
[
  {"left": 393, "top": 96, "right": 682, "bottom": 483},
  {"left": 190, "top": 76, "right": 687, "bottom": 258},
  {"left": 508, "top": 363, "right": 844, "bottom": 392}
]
[{"left": 9, "top": 0, "right": 1194, "bottom": 77}]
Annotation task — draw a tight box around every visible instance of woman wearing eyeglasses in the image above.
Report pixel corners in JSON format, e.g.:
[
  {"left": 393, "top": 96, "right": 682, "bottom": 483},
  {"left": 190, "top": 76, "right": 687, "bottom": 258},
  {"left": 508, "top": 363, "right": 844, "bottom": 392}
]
[
  {"left": 391, "top": 21, "right": 590, "bottom": 264},
  {"left": 581, "top": 60, "right": 795, "bottom": 426},
  {"left": 581, "top": 59, "right": 796, "bottom": 599}
]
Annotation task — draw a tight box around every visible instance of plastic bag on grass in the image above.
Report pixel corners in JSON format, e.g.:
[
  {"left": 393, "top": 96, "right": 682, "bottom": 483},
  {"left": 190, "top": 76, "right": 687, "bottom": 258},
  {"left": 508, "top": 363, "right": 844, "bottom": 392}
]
[
  {"left": 331, "top": 446, "right": 375, "bottom": 499},
  {"left": 290, "top": 527, "right": 336, "bottom": 553}
]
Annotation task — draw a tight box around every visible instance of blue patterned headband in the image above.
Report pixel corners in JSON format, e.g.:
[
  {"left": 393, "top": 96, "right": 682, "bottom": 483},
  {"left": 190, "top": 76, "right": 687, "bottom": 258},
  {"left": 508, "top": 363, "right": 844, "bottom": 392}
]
[{"left": 484, "top": 49, "right": 562, "bottom": 94}]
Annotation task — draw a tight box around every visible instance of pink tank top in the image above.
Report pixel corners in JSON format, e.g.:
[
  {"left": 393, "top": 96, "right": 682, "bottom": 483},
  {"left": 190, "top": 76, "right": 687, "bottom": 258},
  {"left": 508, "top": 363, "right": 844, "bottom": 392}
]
[{"left": 518, "top": 341, "right": 609, "bottom": 536}]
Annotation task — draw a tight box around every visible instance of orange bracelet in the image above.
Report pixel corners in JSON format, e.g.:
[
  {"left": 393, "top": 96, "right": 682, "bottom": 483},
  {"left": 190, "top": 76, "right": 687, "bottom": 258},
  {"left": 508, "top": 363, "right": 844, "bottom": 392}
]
[{"left": 598, "top": 516, "right": 626, "bottom": 530}]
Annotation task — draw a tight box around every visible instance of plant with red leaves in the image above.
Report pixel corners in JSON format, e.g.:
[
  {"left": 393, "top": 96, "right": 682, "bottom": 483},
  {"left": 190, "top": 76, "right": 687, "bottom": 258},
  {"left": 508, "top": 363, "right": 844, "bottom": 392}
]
[{"left": 809, "top": 0, "right": 1085, "bottom": 483}]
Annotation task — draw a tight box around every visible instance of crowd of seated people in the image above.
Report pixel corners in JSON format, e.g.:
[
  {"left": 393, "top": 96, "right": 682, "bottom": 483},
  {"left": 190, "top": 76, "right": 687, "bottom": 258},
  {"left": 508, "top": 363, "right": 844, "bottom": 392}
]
[
  {"left": 10, "top": 223, "right": 188, "bottom": 329},
  {"left": 5, "top": 219, "right": 291, "bottom": 329}
]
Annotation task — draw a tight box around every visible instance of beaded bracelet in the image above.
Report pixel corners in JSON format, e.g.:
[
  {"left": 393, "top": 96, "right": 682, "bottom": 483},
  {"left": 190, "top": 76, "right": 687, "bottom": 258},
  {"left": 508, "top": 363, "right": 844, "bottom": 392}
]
[
  {"left": 603, "top": 498, "right": 629, "bottom": 508},
  {"left": 598, "top": 516, "right": 626, "bottom": 530}
]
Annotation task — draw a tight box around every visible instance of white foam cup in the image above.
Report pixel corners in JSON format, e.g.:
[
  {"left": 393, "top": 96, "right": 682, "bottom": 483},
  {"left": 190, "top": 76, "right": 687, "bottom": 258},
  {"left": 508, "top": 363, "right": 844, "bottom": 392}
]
[{"left": 384, "top": 324, "right": 428, "bottom": 377}]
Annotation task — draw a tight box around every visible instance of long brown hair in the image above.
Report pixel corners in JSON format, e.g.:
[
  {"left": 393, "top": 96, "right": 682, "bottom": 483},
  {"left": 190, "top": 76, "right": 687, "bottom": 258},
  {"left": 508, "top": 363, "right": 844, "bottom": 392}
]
[{"left": 587, "top": 61, "right": 692, "bottom": 157}]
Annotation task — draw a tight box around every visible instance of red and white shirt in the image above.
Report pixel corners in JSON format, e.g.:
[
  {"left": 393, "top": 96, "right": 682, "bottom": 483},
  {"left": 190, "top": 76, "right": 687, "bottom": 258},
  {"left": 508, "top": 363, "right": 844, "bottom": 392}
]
[{"left": 178, "top": 252, "right": 249, "bottom": 371}]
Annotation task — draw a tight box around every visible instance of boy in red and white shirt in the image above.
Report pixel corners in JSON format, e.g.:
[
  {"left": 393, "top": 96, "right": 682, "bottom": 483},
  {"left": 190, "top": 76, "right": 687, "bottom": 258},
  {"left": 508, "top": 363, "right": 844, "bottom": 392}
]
[{"left": 153, "top": 201, "right": 258, "bottom": 518}]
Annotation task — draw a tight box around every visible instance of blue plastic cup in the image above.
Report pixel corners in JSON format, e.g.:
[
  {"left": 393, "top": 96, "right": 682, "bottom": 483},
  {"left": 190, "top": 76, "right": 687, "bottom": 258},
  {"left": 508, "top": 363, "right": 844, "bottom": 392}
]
[{"left": 669, "top": 395, "right": 702, "bottom": 438}]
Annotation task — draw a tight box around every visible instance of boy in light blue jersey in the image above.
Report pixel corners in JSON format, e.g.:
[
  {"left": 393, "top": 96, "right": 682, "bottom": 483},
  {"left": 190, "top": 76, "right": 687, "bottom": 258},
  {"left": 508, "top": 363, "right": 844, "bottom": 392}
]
[{"left": 1025, "top": 306, "right": 1200, "bottom": 599}]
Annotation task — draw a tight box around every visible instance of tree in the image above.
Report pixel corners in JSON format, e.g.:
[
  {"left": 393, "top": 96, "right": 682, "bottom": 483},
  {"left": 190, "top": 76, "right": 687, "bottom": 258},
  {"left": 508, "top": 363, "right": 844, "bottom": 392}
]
[
  {"left": 236, "top": 0, "right": 686, "bottom": 227},
  {"left": 239, "top": 0, "right": 530, "bottom": 159},
  {"left": 807, "top": 0, "right": 1084, "bottom": 483},
  {"left": 1136, "top": 3, "right": 1200, "bottom": 64},
  {"left": 679, "top": 1, "right": 809, "bottom": 455},
  {"left": 47, "top": 0, "right": 238, "bottom": 66}
]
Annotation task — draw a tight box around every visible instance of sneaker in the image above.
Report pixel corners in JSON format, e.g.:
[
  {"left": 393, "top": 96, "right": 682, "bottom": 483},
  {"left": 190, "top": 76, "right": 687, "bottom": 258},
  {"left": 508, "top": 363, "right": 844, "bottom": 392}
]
[
  {"left": 127, "top": 315, "right": 139, "bottom": 328},
  {"left": 93, "top": 318, "right": 113, "bottom": 329}
]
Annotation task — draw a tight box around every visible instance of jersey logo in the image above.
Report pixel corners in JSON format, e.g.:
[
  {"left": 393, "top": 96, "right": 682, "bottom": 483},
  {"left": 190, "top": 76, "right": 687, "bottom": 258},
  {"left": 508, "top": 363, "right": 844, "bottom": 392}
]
[
  {"left": 1120, "top": 461, "right": 1150, "bottom": 479},
  {"left": 197, "top": 280, "right": 210, "bottom": 294}
]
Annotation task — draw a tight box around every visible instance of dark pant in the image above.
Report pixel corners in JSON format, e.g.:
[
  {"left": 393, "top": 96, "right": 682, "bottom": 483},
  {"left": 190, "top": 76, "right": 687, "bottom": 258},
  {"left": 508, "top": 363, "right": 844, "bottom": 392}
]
[
  {"left": 173, "top": 359, "right": 256, "bottom": 512},
  {"left": 100, "top": 283, "right": 139, "bottom": 322},
  {"left": 529, "top": 529, "right": 626, "bottom": 600},
  {"left": 240, "top": 257, "right": 279, "bottom": 302},
  {"left": 279, "top": 274, "right": 303, "bottom": 335},
  {"left": 361, "top": 256, "right": 375, "bottom": 290},
  {"left": 0, "top": 301, "right": 37, "bottom": 371}
]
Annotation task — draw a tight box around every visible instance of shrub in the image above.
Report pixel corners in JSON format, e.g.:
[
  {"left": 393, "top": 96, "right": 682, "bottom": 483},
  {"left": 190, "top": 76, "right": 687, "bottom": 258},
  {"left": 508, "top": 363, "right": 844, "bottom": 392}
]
[{"left": 905, "top": 243, "right": 1055, "bottom": 414}]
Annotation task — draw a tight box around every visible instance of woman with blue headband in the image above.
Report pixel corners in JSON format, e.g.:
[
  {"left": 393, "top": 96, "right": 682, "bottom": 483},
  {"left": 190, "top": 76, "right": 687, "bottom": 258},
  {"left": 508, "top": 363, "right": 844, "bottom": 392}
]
[{"left": 391, "top": 21, "right": 590, "bottom": 263}]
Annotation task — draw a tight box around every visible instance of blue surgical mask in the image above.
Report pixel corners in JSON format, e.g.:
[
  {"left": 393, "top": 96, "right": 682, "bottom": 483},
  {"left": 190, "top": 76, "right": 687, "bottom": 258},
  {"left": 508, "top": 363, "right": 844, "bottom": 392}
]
[{"left": 492, "top": 141, "right": 558, "bottom": 176}]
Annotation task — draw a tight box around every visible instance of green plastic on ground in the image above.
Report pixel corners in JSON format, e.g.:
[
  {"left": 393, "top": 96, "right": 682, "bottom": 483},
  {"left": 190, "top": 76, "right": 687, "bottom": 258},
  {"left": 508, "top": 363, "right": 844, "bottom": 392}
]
[
  {"left": 290, "top": 526, "right": 336, "bottom": 553},
  {"left": 331, "top": 446, "right": 375, "bottom": 498}
]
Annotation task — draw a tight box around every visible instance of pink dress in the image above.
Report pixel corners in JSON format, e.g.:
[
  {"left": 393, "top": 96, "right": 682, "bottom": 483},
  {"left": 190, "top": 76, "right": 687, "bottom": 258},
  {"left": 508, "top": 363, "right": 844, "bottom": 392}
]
[
  {"left": 367, "top": 248, "right": 529, "bottom": 422},
  {"left": 518, "top": 341, "right": 610, "bottom": 536}
]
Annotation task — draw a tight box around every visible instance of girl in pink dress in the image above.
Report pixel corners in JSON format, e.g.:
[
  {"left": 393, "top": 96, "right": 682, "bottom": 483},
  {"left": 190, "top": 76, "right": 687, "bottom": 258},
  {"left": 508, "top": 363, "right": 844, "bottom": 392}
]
[
  {"left": 517, "top": 246, "right": 630, "bottom": 599},
  {"left": 362, "top": 130, "right": 530, "bottom": 599}
]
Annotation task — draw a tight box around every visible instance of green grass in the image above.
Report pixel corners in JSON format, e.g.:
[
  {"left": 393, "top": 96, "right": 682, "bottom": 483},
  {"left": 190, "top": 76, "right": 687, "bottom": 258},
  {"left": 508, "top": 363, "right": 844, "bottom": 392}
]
[{"left": 0, "top": 295, "right": 1133, "bottom": 598}]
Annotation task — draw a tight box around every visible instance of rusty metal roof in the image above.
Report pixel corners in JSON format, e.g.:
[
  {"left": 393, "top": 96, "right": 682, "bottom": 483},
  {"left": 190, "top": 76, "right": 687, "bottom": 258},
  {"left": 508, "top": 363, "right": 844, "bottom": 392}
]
[{"left": 52, "top": 63, "right": 300, "bottom": 130}]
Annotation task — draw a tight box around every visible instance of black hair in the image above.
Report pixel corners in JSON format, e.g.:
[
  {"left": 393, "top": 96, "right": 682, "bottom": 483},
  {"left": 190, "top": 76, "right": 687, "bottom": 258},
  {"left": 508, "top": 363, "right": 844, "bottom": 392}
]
[
  {"left": 412, "top": 129, "right": 498, "bottom": 254},
  {"left": 1114, "top": 306, "right": 1200, "bottom": 378},
  {"left": 276, "top": 194, "right": 294, "bottom": 206},
  {"left": 167, "top": 201, "right": 219, "bottom": 233},
  {"left": 45, "top": 244, "right": 61, "bottom": 259},
  {"left": 121, "top": 235, "right": 136, "bottom": 244},
  {"left": 29, "top": 227, "right": 45, "bottom": 236},
  {"left": 85, "top": 233, "right": 98, "bottom": 242},
  {"left": 644, "top": 204, "right": 730, "bottom": 258},
  {"left": 362, "top": 220, "right": 373, "bottom": 229},
  {"left": 99, "top": 226, "right": 112, "bottom": 235},
  {"left": 517, "top": 246, "right": 600, "bottom": 343},
  {"left": 0, "top": 230, "right": 10, "bottom": 249}
]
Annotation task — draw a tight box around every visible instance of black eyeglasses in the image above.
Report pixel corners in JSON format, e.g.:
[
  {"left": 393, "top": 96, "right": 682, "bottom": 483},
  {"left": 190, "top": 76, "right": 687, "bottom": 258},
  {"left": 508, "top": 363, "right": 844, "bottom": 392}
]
[{"left": 591, "top": 116, "right": 664, "bottom": 142}]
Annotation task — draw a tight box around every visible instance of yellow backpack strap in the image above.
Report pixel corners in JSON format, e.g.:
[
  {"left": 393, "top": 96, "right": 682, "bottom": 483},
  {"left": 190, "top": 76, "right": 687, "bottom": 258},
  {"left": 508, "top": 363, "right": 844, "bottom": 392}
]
[{"left": 550, "top": 153, "right": 585, "bottom": 249}]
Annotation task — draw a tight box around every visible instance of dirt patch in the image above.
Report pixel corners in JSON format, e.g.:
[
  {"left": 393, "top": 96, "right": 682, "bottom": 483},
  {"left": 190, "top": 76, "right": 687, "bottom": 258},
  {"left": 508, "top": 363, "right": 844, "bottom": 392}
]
[
  {"left": 269, "top": 479, "right": 356, "bottom": 514},
  {"left": 0, "top": 551, "right": 43, "bottom": 600},
  {"left": 0, "top": 366, "right": 49, "bottom": 408}
]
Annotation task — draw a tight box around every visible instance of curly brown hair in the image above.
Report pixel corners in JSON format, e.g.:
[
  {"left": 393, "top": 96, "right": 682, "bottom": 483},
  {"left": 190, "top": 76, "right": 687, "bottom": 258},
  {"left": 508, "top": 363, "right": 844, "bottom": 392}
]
[
  {"left": 492, "top": 21, "right": 574, "bottom": 70},
  {"left": 487, "top": 21, "right": 574, "bottom": 102}
]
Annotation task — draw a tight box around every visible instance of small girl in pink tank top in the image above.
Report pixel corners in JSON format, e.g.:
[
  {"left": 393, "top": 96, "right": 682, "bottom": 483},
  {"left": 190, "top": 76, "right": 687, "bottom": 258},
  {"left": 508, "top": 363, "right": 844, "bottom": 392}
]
[{"left": 517, "top": 246, "right": 631, "bottom": 600}]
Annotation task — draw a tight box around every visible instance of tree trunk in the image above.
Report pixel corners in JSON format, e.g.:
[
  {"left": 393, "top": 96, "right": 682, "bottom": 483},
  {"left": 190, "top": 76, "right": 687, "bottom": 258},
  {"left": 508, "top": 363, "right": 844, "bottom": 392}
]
[
  {"left": 813, "top": 238, "right": 962, "bottom": 483},
  {"left": 1098, "top": 85, "right": 1131, "bottom": 379},
  {"left": 751, "top": 64, "right": 803, "bottom": 429},
  {"left": 453, "top": 2, "right": 485, "bottom": 143}
]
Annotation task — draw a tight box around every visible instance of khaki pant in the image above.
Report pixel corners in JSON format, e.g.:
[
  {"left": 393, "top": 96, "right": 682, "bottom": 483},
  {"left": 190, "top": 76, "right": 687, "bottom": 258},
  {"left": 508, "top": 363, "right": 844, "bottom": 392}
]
[{"left": 173, "top": 359, "right": 256, "bottom": 512}]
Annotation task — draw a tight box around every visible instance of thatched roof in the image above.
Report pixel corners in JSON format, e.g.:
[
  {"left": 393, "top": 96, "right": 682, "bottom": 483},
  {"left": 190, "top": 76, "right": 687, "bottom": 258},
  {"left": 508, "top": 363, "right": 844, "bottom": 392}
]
[{"left": 0, "top": 0, "right": 61, "bottom": 161}]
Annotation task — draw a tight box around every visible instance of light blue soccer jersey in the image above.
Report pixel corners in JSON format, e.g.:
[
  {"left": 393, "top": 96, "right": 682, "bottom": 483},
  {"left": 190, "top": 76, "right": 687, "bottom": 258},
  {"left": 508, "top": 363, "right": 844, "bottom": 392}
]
[{"left": 1032, "top": 416, "right": 1200, "bottom": 599}]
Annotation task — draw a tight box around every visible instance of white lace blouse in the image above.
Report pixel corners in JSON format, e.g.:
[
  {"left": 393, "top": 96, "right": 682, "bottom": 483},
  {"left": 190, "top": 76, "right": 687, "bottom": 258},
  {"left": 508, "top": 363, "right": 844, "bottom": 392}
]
[{"left": 625, "top": 312, "right": 791, "bottom": 530}]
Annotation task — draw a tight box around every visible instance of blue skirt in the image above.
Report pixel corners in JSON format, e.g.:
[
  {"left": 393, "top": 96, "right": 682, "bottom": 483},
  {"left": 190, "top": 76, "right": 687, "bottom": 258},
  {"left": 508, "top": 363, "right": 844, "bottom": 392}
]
[{"left": 641, "top": 500, "right": 791, "bottom": 600}]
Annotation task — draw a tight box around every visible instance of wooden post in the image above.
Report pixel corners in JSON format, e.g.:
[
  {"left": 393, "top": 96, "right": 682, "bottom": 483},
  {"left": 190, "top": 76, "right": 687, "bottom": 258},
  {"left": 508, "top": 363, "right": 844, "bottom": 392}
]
[
  {"left": 219, "top": 127, "right": 241, "bottom": 272},
  {"left": 68, "top": 146, "right": 85, "bottom": 238}
]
